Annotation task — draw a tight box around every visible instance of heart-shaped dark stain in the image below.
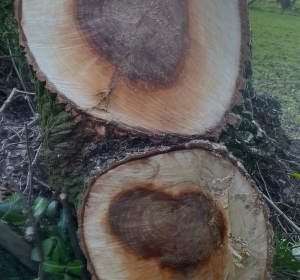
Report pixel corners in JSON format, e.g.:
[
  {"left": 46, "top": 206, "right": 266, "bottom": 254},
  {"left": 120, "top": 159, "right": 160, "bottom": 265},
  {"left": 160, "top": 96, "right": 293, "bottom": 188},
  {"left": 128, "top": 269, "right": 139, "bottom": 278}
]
[
  {"left": 77, "top": 0, "right": 188, "bottom": 86},
  {"left": 108, "top": 188, "right": 226, "bottom": 270}
]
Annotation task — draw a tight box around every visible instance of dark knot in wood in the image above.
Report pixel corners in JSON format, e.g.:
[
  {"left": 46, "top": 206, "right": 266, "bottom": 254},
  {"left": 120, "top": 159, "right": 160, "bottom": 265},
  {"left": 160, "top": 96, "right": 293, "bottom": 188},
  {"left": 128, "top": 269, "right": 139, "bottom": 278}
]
[
  {"left": 77, "top": 0, "right": 188, "bottom": 87},
  {"left": 108, "top": 187, "right": 226, "bottom": 271}
]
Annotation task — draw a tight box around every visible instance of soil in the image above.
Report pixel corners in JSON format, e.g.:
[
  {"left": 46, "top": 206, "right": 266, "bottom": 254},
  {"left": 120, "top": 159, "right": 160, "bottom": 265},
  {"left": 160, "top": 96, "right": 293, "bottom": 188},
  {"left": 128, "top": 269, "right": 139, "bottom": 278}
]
[{"left": 0, "top": 91, "right": 51, "bottom": 201}]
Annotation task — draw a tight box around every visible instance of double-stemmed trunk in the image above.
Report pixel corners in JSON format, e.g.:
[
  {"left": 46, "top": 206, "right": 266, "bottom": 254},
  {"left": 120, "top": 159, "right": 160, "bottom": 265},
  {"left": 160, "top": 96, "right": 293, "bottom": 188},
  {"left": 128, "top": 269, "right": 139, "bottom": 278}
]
[{"left": 16, "top": 0, "right": 273, "bottom": 279}]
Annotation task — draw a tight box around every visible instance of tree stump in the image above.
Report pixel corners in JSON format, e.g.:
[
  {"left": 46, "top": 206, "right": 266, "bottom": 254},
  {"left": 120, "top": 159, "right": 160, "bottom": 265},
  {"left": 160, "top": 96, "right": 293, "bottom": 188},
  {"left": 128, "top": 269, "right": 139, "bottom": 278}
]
[
  {"left": 79, "top": 142, "right": 273, "bottom": 279},
  {"left": 15, "top": 0, "right": 273, "bottom": 279},
  {"left": 15, "top": 0, "right": 247, "bottom": 136}
]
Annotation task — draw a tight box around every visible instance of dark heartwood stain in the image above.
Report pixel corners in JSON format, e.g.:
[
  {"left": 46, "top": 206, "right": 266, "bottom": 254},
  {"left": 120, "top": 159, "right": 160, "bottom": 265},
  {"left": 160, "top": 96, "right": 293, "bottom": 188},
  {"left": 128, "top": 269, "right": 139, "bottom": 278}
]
[
  {"left": 108, "top": 186, "right": 226, "bottom": 271},
  {"left": 77, "top": 0, "right": 188, "bottom": 87}
]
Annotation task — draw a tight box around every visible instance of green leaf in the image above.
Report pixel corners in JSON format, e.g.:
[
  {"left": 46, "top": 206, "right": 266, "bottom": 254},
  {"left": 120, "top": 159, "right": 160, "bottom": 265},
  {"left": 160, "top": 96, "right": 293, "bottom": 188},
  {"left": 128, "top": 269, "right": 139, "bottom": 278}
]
[
  {"left": 66, "top": 260, "right": 83, "bottom": 276},
  {"left": 33, "top": 197, "right": 49, "bottom": 218},
  {"left": 280, "top": 239, "right": 289, "bottom": 248},
  {"left": 42, "top": 260, "right": 65, "bottom": 273},
  {"left": 56, "top": 238, "right": 70, "bottom": 263},
  {"left": 63, "top": 274, "right": 73, "bottom": 280},
  {"left": 5, "top": 193, "right": 22, "bottom": 206},
  {"left": 31, "top": 237, "right": 55, "bottom": 261},
  {"left": 291, "top": 173, "right": 300, "bottom": 180},
  {"left": 32, "top": 197, "right": 42, "bottom": 207},
  {"left": 0, "top": 202, "right": 26, "bottom": 223},
  {"left": 52, "top": 247, "right": 59, "bottom": 263},
  {"left": 283, "top": 258, "right": 300, "bottom": 272},
  {"left": 46, "top": 201, "right": 57, "bottom": 220},
  {"left": 52, "top": 225, "right": 68, "bottom": 243},
  {"left": 43, "top": 237, "right": 56, "bottom": 257}
]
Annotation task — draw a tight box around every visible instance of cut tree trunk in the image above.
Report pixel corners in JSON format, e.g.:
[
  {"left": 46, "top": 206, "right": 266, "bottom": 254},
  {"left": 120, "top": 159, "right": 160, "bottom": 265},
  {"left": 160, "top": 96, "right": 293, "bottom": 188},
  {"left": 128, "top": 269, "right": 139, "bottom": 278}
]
[
  {"left": 15, "top": 0, "right": 247, "bottom": 137},
  {"left": 79, "top": 141, "right": 273, "bottom": 280},
  {"left": 15, "top": 0, "right": 273, "bottom": 279}
]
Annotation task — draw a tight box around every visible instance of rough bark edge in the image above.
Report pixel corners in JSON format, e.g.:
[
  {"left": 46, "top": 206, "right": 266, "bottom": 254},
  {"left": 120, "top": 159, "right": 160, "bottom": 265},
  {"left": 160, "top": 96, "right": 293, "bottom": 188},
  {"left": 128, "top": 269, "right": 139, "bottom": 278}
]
[
  {"left": 218, "top": 1, "right": 266, "bottom": 172},
  {"left": 15, "top": 0, "right": 250, "bottom": 139},
  {"left": 78, "top": 139, "right": 274, "bottom": 280},
  {"left": 35, "top": 81, "right": 269, "bottom": 210}
]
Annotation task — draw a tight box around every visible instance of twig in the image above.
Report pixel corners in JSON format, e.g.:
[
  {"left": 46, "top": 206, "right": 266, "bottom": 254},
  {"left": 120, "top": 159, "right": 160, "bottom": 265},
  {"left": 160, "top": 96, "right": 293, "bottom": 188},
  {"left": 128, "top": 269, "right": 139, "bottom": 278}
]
[
  {"left": 268, "top": 137, "right": 300, "bottom": 161},
  {"left": 0, "top": 88, "right": 17, "bottom": 113},
  {"left": 276, "top": 201, "right": 300, "bottom": 211},
  {"left": 32, "top": 144, "right": 42, "bottom": 166},
  {"left": 24, "top": 123, "right": 33, "bottom": 203},
  {"left": 0, "top": 55, "right": 21, "bottom": 59},
  {"left": 14, "top": 89, "right": 35, "bottom": 95},
  {"left": 263, "top": 194, "right": 300, "bottom": 234},
  {"left": 7, "top": 126, "right": 23, "bottom": 141},
  {"left": 0, "top": 87, "right": 11, "bottom": 94},
  {"left": 28, "top": 116, "right": 39, "bottom": 127},
  {"left": 276, "top": 216, "right": 288, "bottom": 235},
  {"left": 280, "top": 271, "right": 300, "bottom": 279},
  {"left": 0, "top": 88, "right": 36, "bottom": 114},
  {"left": 0, "top": 141, "right": 23, "bottom": 154},
  {"left": 32, "top": 177, "right": 51, "bottom": 189},
  {"left": 7, "top": 40, "right": 27, "bottom": 91},
  {"left": 0, "top": 141, "right": 40, "bottom": 154},
  {"left": 25, "top": 95, "right": 36, "bottom": 116},
  {"left": 256, "top": 163, "right": 272, "bottom": 199},
  {"left": 60, "top": 193, "right": 89, "bottom": 280}
]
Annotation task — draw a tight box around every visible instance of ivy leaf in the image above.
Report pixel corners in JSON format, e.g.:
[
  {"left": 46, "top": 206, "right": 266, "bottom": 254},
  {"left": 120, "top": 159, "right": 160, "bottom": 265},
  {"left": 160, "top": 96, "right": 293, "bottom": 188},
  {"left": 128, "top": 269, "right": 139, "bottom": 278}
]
[
  {"left": 42, "top": 237, "right": 56, "bottom": 258},
  {"left": 283, "top": 258, "right": 300, "bottom": 272},
  {"left": 66, "top": 260, "right": 83, "bottom": 276},
  {"left": 33, "top": 197, "right": 49, "bottom": 218},
  {"left": 52, "top": 225, "right": 67, "bottom": 243},
  {"left": 56, "top": 238, "right": 70, "bottom": 263},
  {"left": 5, "top": 193, "right": 22, "bottom": 206},
  {"left": 42, "top": 260, "right": 65, "bottom": 273},
  {"left": 46, "top": 201, "right": 57, "bottom": 220},
  {"left": 63, "top": 274, "right": 73, "bottom": 280},
  {"left": 32, "top": 237, "right": 55, "bottom": 261},
  {"left": 52, "top": 247, "right": 59, "bottom": 263},
  {"left": 0, "top": 202, "right": 26, "bottom": 223}
]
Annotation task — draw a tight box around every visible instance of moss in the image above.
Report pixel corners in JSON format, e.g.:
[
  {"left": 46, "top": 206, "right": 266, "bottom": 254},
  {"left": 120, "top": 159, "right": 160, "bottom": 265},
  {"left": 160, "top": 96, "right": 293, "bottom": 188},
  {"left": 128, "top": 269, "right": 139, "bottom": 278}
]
[{"left": 35, "top": 81, "right": 88, "bottom": 207}]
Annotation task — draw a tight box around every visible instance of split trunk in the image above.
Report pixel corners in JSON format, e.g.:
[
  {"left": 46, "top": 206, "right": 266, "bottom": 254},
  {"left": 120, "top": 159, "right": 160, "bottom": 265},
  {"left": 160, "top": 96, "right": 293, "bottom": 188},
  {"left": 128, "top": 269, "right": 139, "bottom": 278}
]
[{"left": 16, "top": 0, "right": 273, "bottom": 279}]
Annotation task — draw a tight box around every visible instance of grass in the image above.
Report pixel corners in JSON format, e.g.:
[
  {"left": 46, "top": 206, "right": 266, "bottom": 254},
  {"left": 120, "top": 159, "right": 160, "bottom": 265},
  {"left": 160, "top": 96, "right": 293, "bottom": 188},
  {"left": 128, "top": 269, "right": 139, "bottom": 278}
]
[
  {"left": 250, "top": 3, "right": 300, "bottom": 279},
  {"left": 249, "top": 1, "right": 300, "bottom": 139}
]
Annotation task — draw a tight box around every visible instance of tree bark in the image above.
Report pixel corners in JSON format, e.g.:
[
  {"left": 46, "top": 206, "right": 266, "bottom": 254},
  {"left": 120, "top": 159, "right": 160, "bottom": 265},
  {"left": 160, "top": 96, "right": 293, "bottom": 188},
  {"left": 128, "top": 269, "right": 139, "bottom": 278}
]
[{"left": 15, "top": 0, "right": 273, "bottom": 279}]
